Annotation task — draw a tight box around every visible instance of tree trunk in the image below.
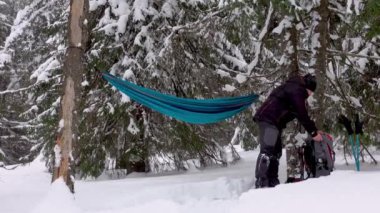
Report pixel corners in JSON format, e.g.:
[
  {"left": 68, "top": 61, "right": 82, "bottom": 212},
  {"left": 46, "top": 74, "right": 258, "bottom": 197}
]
[
  {"left": 313, "top": 0, "right": 329, "bottom": 128},
  {"left": 52, "top": 0, "right": 89, "bottom": 193},
  {"left": 289, "top": 22, "right": 300, "bottom": 77},
  {"left": 286, "top": 20, "right": 302, "bottom": 180}
]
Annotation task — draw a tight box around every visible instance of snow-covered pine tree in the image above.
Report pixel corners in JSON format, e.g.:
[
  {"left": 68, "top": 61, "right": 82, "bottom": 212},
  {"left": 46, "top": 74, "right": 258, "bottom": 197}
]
[
  {"left": 231, "top": 0, "right": 380, "bottom": 179},
  {"left": 0, "top": 0, "right": 47, "bottom": 165},
  {"left": 0, "top": 0, "right": 68, "bottom": 166},
  {"left": 328, "top": 0, "right": 380, "bottom": 146},
  {"left": 78, "top": 0, "right": 262, "bottom": 177},
  {"left": 289, "top": 0, "right": 380, "bottom": 136},
  {"left": 254, "top": 0, "right": 380, "bottom": 137},
  {"left": 1, "top": 0, "right": 379, "bottom": 178},
  {"left": 0, "top": 0, "right": 18, "bottom": 165}
]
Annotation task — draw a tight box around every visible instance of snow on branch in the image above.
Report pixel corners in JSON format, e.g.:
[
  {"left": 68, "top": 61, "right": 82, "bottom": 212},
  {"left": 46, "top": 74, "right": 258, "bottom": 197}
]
[
  {"left": 349, "top": 96, "right": 362, "bottom": 108},
  {"left": 4, "top": 0, "right": 48, "bottom": 49},
  {"left": 346, "top": 0, "right": 363, "bottom": 15},
  {"left": 272, "top": 16, "right": 292, "bottom": 35},
  {"left": 346, "top": 0, "right": 353, "bottom": 14},
  {"left": 0, "top": 75, "right": 61, "bottom": 95},
  {"left": 328, "top": 49, "right": 380, "bottom": 60},
  {"left": 0, "top": 82, "right": 40, "bottom": 95},
  {"left": 324, "top": 93, "right": 341, "bottom": 103},
  {"left": 30, "top": 57, "right": 61, "bottom": 83},
  {"left": 246, "top": 2, "right": 273, "bottom": 76},
  {"left": 1, "top": 0, "right": 58, "bottom": 68},
  {"left": 133, "top": 0, "right": 149, "bottom": 22},
  {"left": 214, "top": 31, "right": 248, "bottom": 72},
  {"left": 157, "top": 7, "right": 225, "bottom": 57},
  {"left": 161, "top": 0, "right": 179, "bottom": 18},
  {"left": 0, "top": 52, "right": 11, "bottom": 68},
  {"left": 89, "top": 0, "right": 107, "bottom": 11},
  {"left": 216, "top": 48, "right": 247, "bottom": 70},
  {"left": 300, "top": 48, "right": 380, "bottom": 61}
]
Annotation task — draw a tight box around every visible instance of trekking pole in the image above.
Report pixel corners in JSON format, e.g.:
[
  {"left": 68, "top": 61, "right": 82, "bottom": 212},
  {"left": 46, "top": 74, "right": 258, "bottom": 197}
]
[
  {"left": 343, "top": 139, "right": 349, "bottom": 165},
  {"left": 361, "top": 143, "right": 378, "bottom": 165},
  {"left": 353, "top": 114, "right": 363, "bottom": 171},
  {"left": 355, "top": 134, "right": 361, "bottom": 171},
  {"left": 338, "top": 114, "right": 359, "bottom": 171},
  {"left": 350, "top": 135, "right": 358, "bottom": 170},
  {"left": 348, "top": 135, "right": 360, "bottom": 171}
]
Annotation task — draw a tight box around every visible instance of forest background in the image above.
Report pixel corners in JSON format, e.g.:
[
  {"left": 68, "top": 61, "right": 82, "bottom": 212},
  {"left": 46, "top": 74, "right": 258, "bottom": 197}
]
[{"left": 0, "top": 0, "right": 379, "bottom": 183}]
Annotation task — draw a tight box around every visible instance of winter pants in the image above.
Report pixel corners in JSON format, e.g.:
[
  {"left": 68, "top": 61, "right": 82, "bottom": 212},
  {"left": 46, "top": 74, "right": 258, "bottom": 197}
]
[{"left": 255, "top": 122, "right": 282, "bottom": 188}]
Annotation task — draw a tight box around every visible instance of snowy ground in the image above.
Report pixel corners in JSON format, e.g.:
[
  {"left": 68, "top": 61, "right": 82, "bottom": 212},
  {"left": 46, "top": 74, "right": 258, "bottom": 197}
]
[{"left": 1, "top": 150, "right": 379, "bottom": 213}]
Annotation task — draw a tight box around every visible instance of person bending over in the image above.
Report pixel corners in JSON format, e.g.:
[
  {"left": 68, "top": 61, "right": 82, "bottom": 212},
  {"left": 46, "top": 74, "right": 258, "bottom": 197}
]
[{"left": 253, "top": 74, "right": 322, "bottom": 188}]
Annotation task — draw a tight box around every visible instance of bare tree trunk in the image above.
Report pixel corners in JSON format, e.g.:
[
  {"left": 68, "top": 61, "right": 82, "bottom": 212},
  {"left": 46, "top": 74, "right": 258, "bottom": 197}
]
[
  {"left": 52, "top": 0, "right": 89, "bottom": 193},
  {"left": 286, "top": 21, "right": 303, "bottom": 180},
  {"left": 313, "top": 0, "right": 329, "bottom": 128}
]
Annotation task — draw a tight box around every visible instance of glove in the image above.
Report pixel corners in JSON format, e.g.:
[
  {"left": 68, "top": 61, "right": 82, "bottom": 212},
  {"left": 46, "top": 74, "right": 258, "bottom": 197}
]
[
  {"left": 354, "top": 114, "right": 364, "bottom": 134},
  {"left": 337, "top": 114, "right": 354, "bottom": 135}
]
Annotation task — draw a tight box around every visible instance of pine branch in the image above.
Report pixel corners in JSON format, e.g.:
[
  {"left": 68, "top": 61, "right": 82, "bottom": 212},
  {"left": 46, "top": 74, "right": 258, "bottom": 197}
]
[
  {"left": 246, "top": 2, "right": 274, "bottom": 75},
  {"left": 299, "top": 48, "right": 380, "bottom": 60},
  {"left": 0, "top": 75, "right": 61, "bottom": 95},
  {"left": 0, "top": 164, "right": 19, "bottom": 170},
  {"left": 324, "top": 60, "right": 380, "bottom": 121},
  {"left": 327, "top": 49, "right": 380, "bottom": 60}
]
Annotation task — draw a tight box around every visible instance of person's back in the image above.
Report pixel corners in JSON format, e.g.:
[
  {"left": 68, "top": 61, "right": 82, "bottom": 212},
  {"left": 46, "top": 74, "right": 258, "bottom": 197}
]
[{"left": 254, "top": 75, "right": 317, "bottom": 134}]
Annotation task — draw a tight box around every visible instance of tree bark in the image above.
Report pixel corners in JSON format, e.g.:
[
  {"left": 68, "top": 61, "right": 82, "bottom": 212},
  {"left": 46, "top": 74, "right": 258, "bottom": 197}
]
[
  {"left": 52, "top": 0, "right": 89, "bottom": 193},
  {"left": 289, "top": 22, "right": 299, "bottom": 77},
  {"left": 313, "top": 0, "right": 329, "bottom": 128}
]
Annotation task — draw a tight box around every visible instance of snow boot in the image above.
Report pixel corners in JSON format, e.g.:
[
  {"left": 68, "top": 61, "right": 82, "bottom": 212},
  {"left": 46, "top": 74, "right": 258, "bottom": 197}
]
[{"left": 255, "top": 153, "right": 280, "bottom": 188}]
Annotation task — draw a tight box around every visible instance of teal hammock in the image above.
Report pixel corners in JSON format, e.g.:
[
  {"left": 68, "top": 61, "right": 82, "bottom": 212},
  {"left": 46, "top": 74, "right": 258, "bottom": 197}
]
[{"left": 102, "top": 72, "right": 259, "bottom": 124}]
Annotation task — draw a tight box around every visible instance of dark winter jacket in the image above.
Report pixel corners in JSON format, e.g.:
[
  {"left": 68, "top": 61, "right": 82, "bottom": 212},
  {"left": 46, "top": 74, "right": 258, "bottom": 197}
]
[{"left": 254, "top": 76, "right": 318, "bottom": 137}]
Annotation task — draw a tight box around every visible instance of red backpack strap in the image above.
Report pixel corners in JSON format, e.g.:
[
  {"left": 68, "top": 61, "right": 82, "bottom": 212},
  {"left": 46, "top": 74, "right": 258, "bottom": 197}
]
[{"left": 322, "top": 133, "right": 334, "bottom": 160}]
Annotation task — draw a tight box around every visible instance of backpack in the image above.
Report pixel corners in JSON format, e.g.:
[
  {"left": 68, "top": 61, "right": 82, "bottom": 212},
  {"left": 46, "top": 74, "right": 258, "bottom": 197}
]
[{"left": 303, "top": 134, "right": 335, "bottom": 178}]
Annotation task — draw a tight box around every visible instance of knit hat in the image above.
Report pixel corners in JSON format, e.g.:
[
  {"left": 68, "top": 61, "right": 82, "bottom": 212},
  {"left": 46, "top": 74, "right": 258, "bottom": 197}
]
[{"left": 303, "top": 74, "right": 317, "bottom": 92}]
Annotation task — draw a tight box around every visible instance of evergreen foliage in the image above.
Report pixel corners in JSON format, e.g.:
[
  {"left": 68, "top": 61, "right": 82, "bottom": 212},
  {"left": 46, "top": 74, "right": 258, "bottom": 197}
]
[{"left": 1, "top": 0, "right": 379, "bottom": 177}]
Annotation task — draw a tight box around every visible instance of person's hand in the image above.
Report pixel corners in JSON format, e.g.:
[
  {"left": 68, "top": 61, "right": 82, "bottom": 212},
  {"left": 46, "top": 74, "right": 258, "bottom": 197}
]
[{"left": 313, "top": 133, "right": 323, "bottom": 142}]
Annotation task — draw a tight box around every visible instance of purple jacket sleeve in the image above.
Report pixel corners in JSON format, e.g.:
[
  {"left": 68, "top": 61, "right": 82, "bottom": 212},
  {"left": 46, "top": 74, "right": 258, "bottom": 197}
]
[{"left": 289, "top": 89, "right": 318, "bottom": 137}]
